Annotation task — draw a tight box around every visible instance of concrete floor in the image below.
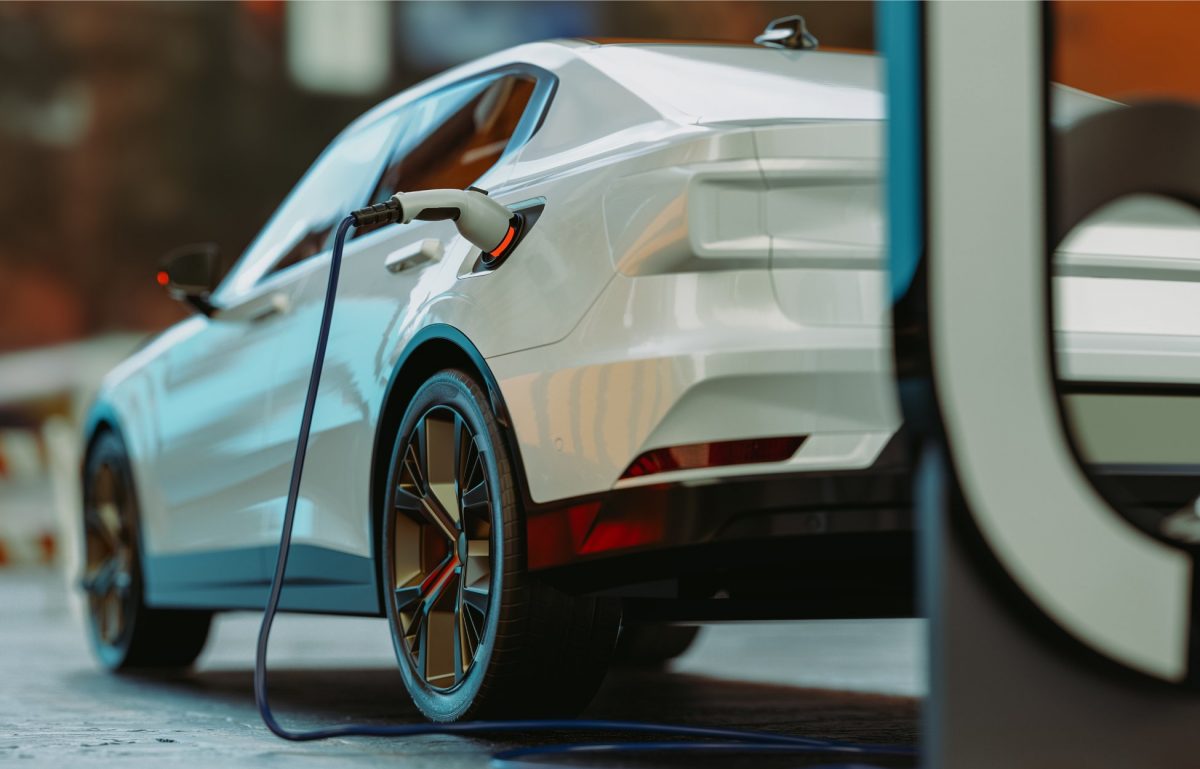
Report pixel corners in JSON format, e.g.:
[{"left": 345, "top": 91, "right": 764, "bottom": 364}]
[{"left": 0, "top": 567, "right": 922, "bottom": 768}]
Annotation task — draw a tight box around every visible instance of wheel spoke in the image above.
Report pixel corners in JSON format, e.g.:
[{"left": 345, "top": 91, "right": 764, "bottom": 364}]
[
  {"left": 83, "top": 558, "right": 119, "bottom": 595},
  {"left": 421, "top": 494, "right": 459, "bottom": 544},
  {"left": 415, "top": 613, "right": 428, "bottom": 678},
  {"left": 463, "top": 584, "right": 490, "bottom": 615},
  {"left": 463, "top": 535, "right": 489, "bottom": 582},
  {"left": 403, "top": 554, "right": 460, "bottom": 682},
  {"left": 88, "top": 499, "right": 125, "bottom": 552},
  {"left": 460, "top": 479, "right": 488, "bottom": 514},
  {"left": 393, "top": 484, "right": 423, "bottom": 515},
  {"left": 104, "top": 591, "right": 121, "bottom": 642},
  {"left": 460, "top": 581, "right": 486, "bottom": 672},
  {"left": 422, "top": 563, "right": 461, "bottom": 685},
  {"left": 464, "top": 436, "right": 483, "bottom": 492},
  {"left": 394, "top": 585, "right": 422, "bottom": 614},
  {"left": 96, "top": 593, "right": 108, "bottom": 641},
  {"left": 452, "top": 597, "right": 465, "bottom": 684},
  {"left": 397, "top": 551, "right": 454, "bottom": 618},
  {"left": 425, "top": 611, "right": 456, "bottom": 685},
  {"left": 117, "top": 547, "right": 134, "bottom": 584},
  {"left": 454, "top": 412, "right": 467, "bottom": 501},
  {"left": 424, "top": 413, "right": 461, "bottom": 531},
  {"left": 403, "top": 439, "right": 427, "bottom": 496},
  {"left": 419, "top": 554, "right": 457, "bottom": 607},
  {"left": 460, "top": 591, "right": 482, "bottom": 659},
  {"left": 84, "top": 505, "right": 117, "bottom": 550},
  {"left": 397, "top": 470, "right": 457, "bottom": 551},
  {"left": 414, "top": 416, "right": 429, "bottom": 488}
]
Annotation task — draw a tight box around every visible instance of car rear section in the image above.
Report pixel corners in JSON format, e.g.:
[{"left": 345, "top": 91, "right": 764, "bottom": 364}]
[{"left": 489, "top": 44, "right": 910, "bottom": 614}]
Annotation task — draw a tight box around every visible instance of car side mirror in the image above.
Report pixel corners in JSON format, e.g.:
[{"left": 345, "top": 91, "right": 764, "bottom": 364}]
[{"left": 158, "top": 243, "right": 220, "bottom": 316}]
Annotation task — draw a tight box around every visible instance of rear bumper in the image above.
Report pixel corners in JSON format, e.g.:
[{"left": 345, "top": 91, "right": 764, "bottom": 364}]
[
  {"left": 525, "top": 431, "right": 913, "bottom": 610},
  {"left": 491, "top": 268, "right": 902, "bottom": 504}
]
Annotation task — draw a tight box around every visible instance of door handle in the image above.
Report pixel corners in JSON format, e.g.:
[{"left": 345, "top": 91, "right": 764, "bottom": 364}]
[
  {"left": 247, "top": 293, "right": 290, "bottom": 322},
  {"left": 217, "top": 292, "right": 290, "bottom": 324},
  {"left": 385, "top": 239, "right": 443, "bottom": 273}
]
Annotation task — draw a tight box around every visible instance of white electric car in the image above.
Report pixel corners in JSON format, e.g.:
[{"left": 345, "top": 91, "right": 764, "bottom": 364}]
[{"left": 80, "top": 35, "right": 1187, "bottom": 721}]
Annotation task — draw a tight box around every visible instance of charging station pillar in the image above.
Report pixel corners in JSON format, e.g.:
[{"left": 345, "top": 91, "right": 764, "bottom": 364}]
[{"left": 882, "top": 2, "right": 1200, "bottom": 765}]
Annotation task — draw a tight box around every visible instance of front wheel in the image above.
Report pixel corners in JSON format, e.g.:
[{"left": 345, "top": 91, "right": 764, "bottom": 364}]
[
  {"left": 381, "top": 369, "right": 621, "bottom": 721},
  {"left": 81, "top": 431, "right": 212, "bottom": 671}
]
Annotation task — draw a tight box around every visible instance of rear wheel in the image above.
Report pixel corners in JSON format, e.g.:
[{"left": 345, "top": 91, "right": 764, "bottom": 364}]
[
  {"left": 82, "top": 431, "right": 211, "bottom": 671},
  {"left": 382, "top": 369, "right": 621, "bottom": 721}
]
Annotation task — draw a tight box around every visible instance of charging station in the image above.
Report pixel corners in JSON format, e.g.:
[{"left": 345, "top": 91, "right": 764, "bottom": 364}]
[{"left": 887, "top": 2, "right": 1200, "bottom": 765}]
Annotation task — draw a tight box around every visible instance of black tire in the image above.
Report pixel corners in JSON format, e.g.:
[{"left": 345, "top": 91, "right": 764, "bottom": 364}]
[
  {"left": 81, "top": 431, "right": 212, "bottom": 671},
  {"left": 614, "top": 623, "right": 701, "bottom": 667},
  {"left": 381, "top": 369, "right": 621, "bottom": 722}
]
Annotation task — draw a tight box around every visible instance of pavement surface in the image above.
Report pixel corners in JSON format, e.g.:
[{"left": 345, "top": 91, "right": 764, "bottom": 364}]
[{"left": 0, "top": 567, "right": 923, "bottom": 768}]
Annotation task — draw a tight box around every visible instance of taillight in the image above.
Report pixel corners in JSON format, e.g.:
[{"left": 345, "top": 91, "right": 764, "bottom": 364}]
[
  {"left": 620, "top": 436, "right": 806, "bottom": 479},
  {"left": 525, "top": 497, "right": 668, "bottom": 569}
]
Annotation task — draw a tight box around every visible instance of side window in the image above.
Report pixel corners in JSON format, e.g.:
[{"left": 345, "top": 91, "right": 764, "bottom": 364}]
[
  {"left": 361, "top": 74, "right": 537, "bottom": 223},
  {"left": 216, "top": 114, "right": 396, "bottom": 300}
]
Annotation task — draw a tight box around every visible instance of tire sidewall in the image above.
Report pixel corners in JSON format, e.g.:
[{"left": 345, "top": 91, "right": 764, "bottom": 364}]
[{"left": 381, "top": 371, "right": 510, "bottom": 721}]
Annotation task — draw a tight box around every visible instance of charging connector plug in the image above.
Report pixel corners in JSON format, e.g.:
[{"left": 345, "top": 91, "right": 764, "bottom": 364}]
[
  {"left": 350, "top": 188, "right": 521, "bottom": 264},
  {"left": 351, "top": 198, "right": 403, "bottom": 228}
]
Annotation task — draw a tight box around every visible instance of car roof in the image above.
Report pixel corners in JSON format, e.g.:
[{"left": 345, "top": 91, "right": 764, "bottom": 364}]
[
  {"left": 341, "top": 39, "right": 1114, "bottom": 138},
  {"left": 576, "top": 42, "right": 882, "bottom": 123},
  {"left": 340, "top": 39, "right": 883, "bottom": 139},
  {"left": 573, "top": 42, "right": 1116, "bottom": 126}
]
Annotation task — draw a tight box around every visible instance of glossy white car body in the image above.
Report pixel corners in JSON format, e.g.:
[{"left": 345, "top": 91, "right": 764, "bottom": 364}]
[{"left": 84, "top": 40, "right": 1191, "bottom": 614}]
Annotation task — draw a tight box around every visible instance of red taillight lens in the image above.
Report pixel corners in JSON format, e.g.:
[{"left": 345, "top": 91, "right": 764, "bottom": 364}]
[
  {"left": 620, "top": 436, "right": 806, "bottom": 479},
  {"left": 526, "top": 497, "right": 668, "bottom": 569}
]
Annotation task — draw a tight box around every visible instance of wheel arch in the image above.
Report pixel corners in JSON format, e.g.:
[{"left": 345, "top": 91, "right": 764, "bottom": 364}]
[
  {"left": 368, "top": 325, "right": 531, "bottom": 606},
  {"left": 81, "top": 400, "right": 132, "bottom": 472},
  {"left": 78, "top": 399, "right": 159, "bottom": 590}
]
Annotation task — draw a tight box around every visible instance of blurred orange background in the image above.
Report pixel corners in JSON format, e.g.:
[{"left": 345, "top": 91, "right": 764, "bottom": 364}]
[{"left": 1054, "top": 1, "right": 1200, "bottom": 103}]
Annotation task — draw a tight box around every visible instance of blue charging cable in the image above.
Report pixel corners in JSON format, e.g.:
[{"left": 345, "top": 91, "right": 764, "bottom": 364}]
[{"left": 253, "top": 213, "right": 917, "bottom": 768}]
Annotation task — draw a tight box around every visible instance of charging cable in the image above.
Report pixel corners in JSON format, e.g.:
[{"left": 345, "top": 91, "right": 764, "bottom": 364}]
[{"left": 253, "top": 199, "right": 917, "bottom": 768}]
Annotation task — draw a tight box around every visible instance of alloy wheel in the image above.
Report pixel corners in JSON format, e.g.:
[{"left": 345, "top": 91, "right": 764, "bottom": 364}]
[
  {"left": 82, "top": 463, "right": 135, "bottom": 647},
  {"left": 389, "top": 405, "right": 493, "bottom": 690}
]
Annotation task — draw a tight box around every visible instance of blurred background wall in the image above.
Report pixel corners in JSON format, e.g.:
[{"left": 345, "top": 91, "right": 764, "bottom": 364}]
[{"left": 1053, "top": 1, "right": 1200, "bottom": 103}]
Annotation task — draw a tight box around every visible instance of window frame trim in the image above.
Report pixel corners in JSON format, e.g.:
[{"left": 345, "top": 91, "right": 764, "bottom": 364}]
[
  {"left": 361, "top": 62, "right": 559, "bottom": 212},
  {"left": 211, "top": 112, "right": 402, "bottom": 307},
  {"left": 214, "top": 62, "right": 558, "bottom": 306}
]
